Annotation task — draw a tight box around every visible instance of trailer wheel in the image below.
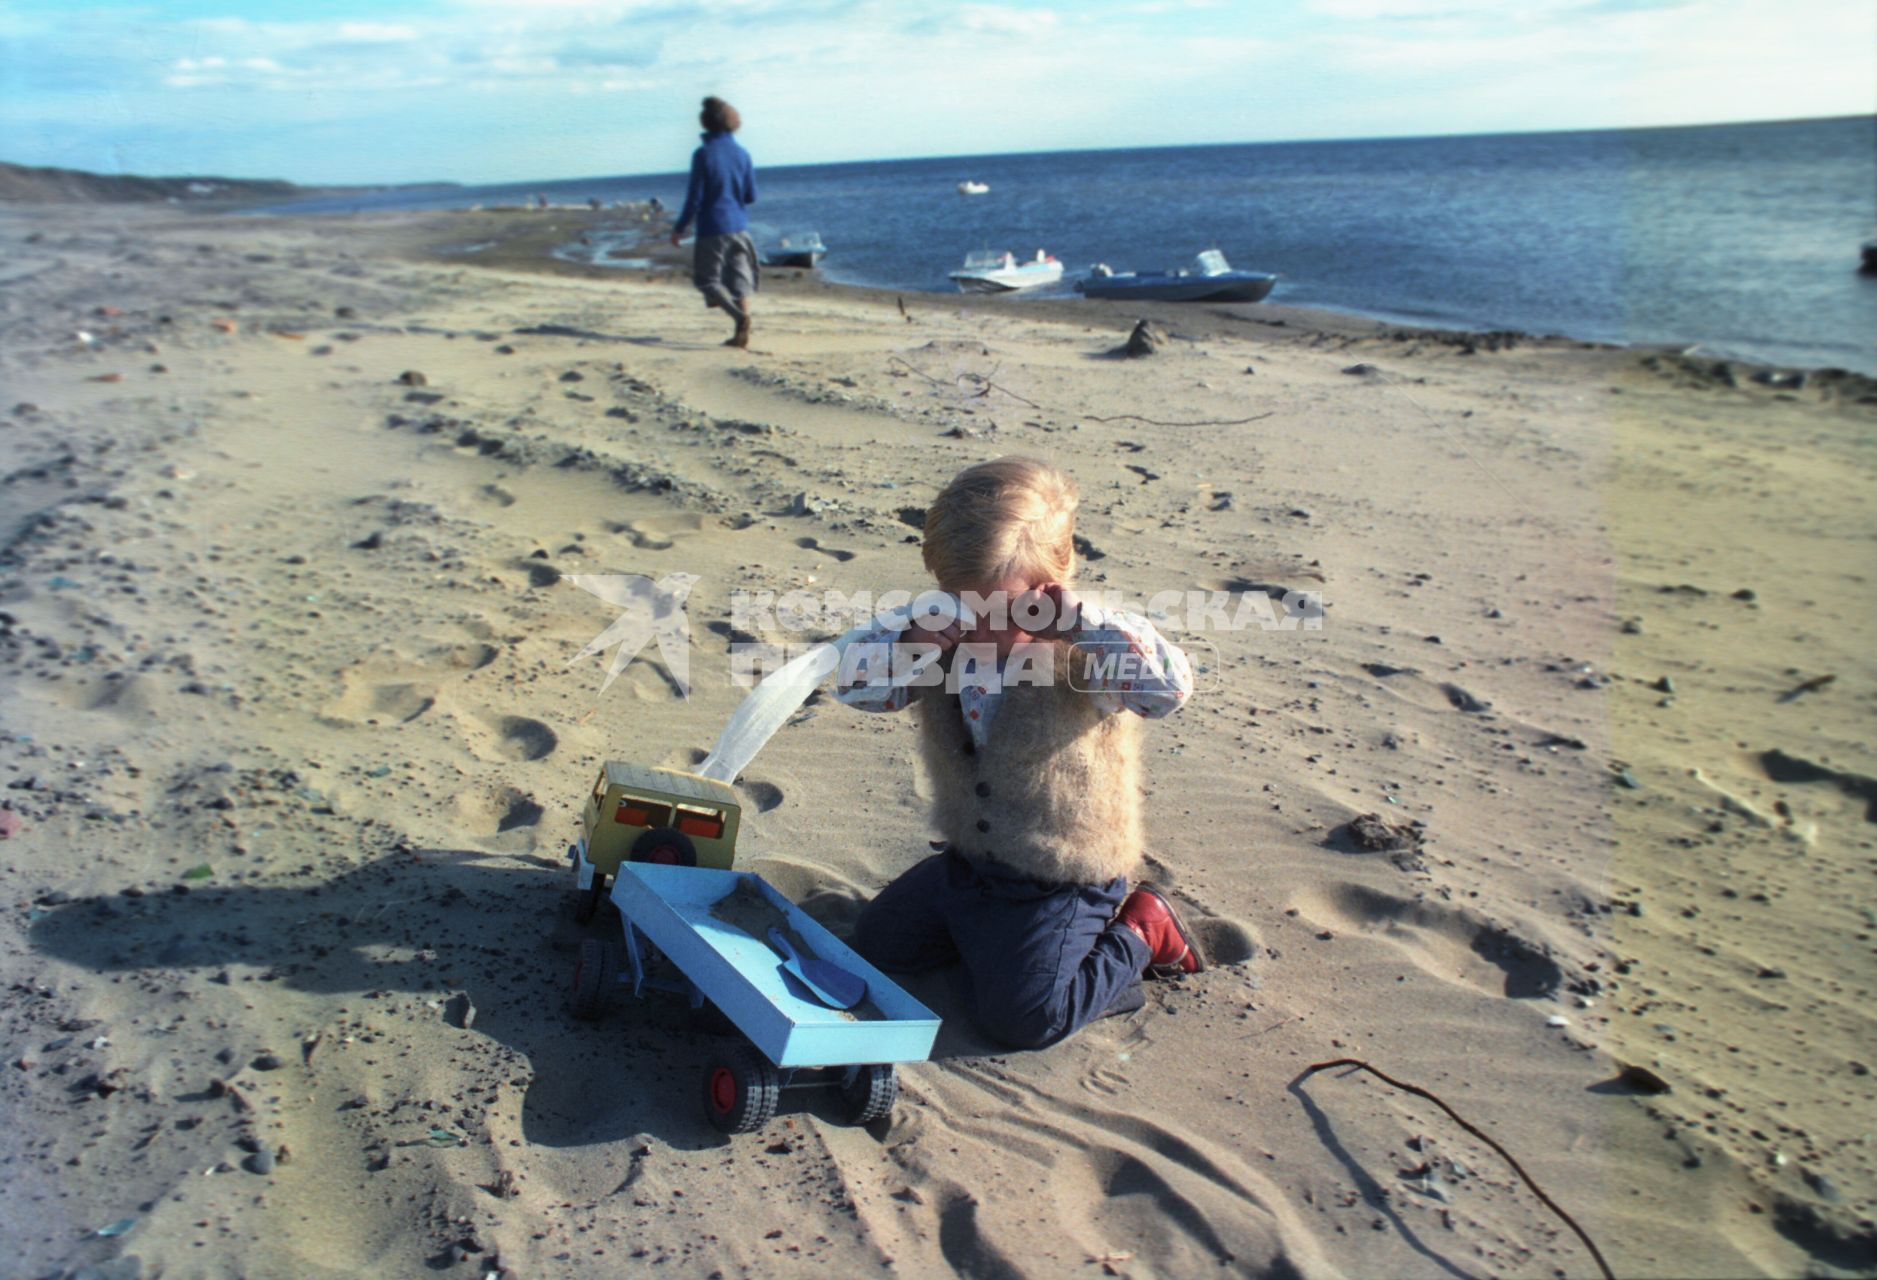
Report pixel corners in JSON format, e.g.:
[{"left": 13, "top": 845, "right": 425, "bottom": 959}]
[
  {"left": 572, "top": 874, "right": 608, "bottom": 924},
  {"left": 569, "top": 938, "right": 617, "bottom": 1021},
  {"left": 841, "top": 1064, "right": 898, "bottom": 1125},
  {"left": 703, "top": 1043, "right": 779, "bottom": 1134}
]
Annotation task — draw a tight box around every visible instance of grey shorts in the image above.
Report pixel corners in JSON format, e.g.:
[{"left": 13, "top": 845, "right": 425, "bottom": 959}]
[{"left": 692, "top": 231, "right": 759, "bottom": 308}]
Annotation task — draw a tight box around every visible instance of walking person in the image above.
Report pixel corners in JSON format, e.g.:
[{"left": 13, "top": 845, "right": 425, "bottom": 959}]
[{"left": 670, "top": 96, "right": 759, "bottom": 348}]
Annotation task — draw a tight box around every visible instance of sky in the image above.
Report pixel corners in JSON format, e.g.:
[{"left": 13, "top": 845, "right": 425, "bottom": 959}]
[{"left": 1, "top": 0, "right": 1872, "bottom": 186}]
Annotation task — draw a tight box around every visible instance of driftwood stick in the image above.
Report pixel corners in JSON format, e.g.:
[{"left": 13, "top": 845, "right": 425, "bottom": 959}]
[
  {"left": 1085, "top": 411, "right": 1275, "bottom": 426},
  {"left": 887, "top": 356, "right": 949, "bottom": 387},
  {"left": 1295, "top": 1057, "right": 1615, "bottom": 1280},
  {"left": 1778, "top": 673, "right": 1836, "bottom": 702},
  {"left": 979, "top": 380, "right": 1041, "bottom": 409}
]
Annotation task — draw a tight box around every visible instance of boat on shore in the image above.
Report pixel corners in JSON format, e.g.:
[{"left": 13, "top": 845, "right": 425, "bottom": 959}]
[
  {"left": 764, "top": 231, "right": 827, "bottom": 269},
  {"left": 1076, "top": 249, "right": 1277, "bottom": 303},
  {"left": 956, "top": 181, "right": 989, "bottom": 196},
  {"left": 948, "top": 249, "right": 1063, "bottom": 293}
]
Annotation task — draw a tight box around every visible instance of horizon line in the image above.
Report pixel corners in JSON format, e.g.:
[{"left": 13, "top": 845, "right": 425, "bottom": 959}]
[
  {"left": 8, "top": 110, "right": 1869, "bottom": 191},
  {"left": 550, "top": 109, "right": 1876, "bottom": 189}
]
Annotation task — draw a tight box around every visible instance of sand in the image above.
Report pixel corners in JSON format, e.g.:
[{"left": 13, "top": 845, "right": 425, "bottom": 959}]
[{"left": 0, "top": 201, "right": 1872, "bottom": 1279}]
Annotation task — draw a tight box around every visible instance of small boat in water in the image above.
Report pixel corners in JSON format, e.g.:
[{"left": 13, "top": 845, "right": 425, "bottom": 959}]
[
  {"left": 764, "top": 231, "right": 827, "bottom": 268},
  {"left": 957, "top": 180, "right": 989, "bottom": 195},
  {"left": 1076, "top": 249, "right": 1277, "bottom": 303},
  {"left": 948, "top": 248, "right": 1063, "bottom": 293}
]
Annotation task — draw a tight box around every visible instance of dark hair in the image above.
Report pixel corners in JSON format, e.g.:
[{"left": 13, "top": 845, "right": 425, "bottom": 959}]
[{"left": 700, "top": 97, "right": 741, "bottom": 133}]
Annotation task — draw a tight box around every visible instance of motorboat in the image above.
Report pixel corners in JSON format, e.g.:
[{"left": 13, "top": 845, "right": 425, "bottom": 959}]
[
  {"left": 1075, "top": 249, "right": 1277, "bottom": 303},
  {"left": 956, "top": 181, "right": 989, "bottom": 195},
  {"left": 947, "top": 248, "right": 1063, "bottom": 293},
  {"left": 764, "top": 231, "right": 827, "bottom": 268}
]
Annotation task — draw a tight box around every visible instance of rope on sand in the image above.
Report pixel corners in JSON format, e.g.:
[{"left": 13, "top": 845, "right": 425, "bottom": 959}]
[{"left": 1295, "top": 1057, "right": 1616, "bottom": 1280}]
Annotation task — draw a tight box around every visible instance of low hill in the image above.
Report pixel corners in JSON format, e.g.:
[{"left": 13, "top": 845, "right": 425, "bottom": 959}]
[{"left": 0, "top": 160, "right": 454, "bottom": 205}]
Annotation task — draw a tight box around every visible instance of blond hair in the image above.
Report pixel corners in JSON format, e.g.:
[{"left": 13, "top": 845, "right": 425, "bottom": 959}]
[{"left": 923, "top": 456, "right": 1078, "bottom": 591}]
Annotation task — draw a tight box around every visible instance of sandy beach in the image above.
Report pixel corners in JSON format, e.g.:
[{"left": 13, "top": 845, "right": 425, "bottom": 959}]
[{"left": 1, "top": 201, "right": 1872, "bottom": 1279}]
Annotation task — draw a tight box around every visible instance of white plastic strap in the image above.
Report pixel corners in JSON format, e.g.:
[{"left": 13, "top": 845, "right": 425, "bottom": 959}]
[{"left": 697, "top": 590, "right": 972, "bottom": 783}]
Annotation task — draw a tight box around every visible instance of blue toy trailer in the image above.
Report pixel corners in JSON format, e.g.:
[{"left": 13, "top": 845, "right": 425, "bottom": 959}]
[{"left": 567, "top": 861, "right": 941, "bottom": 1133}]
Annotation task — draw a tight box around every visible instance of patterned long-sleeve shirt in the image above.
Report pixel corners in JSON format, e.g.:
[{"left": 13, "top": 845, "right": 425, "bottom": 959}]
[{"left": 834, "top": 601, "right": 1192, "bottom": 747}]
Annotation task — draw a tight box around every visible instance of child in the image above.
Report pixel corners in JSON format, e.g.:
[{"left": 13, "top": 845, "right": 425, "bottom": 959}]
[{"left": 835, "top": 456, "right": 1205, "bottom": 1050}]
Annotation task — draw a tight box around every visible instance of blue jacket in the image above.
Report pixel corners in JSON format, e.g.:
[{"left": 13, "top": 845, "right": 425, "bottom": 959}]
[{"left": 674, "top": 131, "right": 755, "bottom": 238}]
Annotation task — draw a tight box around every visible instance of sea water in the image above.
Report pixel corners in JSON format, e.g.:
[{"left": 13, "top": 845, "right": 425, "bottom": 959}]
[{"left": 258, "top": 116, "right": 1877, "bottom": 374}]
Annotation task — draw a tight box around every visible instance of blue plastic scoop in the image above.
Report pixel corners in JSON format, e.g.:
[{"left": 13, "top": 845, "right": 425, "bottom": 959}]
[{"left": 767, "top": 926, "right": 866, "bottom": 1010}]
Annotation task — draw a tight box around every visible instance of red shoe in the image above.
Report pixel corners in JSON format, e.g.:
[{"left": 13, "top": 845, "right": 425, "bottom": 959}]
[{"left": 1116, "top": 883, "right": 1206, "bottom": 977}]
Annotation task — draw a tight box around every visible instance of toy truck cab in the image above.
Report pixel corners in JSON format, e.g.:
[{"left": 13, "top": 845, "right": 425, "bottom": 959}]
[{"left": 570, "top": 762, "right": 742, "bottom": 922}]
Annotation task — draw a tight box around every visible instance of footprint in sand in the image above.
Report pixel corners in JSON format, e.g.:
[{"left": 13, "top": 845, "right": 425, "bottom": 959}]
[
  {"left": 322, "top": 675, "right": 437, "bottom": 725},
  {"left": 518, "top": 559, "right": 561, "bottom": 587},
  {"left": 452, "top": 784, "right": 545, "bottom": 835},
  {"left": 739, "top": 779, "right": 784, "bottom": 812},
  {"left": 1192, "top": 916, "right": 1261, "bottom": 965},
  {"left": 1293, "top": 881, "right": 1562, "bottom": 999},
  {"left": 1201, "top": 574, "right": 1310, "bottom": 597},
  {"left": 58, "top": 674, "right": 156, "bottom": 715},
  {"left": 477, "top": 713, "right": 557, "bottom": 762},
  {"left": 321, "top": 638, "right": 504, "bottom": 727},
  {"left": 498, "top": 791, "right": 545, "bottom": 831},
  {"left": 430, "top": 641, "right": 499, "bottom": 671},
  {"left": 612, "top": 514, "right": 710, "bottom": 551},
  {"left": 795, "top": 536, "right": 856, "bottom": 563},
  {"left": 705, "top": 619, "right": 761, "bottom": 647},
  {"left": 621, "top": 523, "right": 674, "bottom": 551}
]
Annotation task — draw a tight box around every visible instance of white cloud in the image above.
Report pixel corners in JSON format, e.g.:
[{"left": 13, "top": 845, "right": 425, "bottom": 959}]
[
  {"left": 335, "top": 22, "right": 422, "bottom": 42},
  {"left": 1312, "top": 0, "right": 1873, "bottom": 130},
  {"left": 953, "top": 5, "right": 1061, "bottom": 35}
]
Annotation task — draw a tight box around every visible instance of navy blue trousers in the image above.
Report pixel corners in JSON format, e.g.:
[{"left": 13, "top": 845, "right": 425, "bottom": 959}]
[{"left": 851, "top": 849, "right": 1149, "bottom": 1050}]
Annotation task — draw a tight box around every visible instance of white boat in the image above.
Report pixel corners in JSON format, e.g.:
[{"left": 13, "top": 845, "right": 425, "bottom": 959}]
[
  {"left": 948, "top": 249, "right": 1064, "bottom": 293},
  {"left": 956, "top": 181, "right": 989, "bottom": 195},
  {"left": 763, "top": 230, "right": 827, "bottom": 268}
]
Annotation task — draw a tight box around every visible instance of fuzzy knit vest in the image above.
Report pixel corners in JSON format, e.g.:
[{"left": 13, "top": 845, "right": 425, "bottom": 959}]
[{"left": 914, "top": 651, "right": 1144, "bottom": 887}]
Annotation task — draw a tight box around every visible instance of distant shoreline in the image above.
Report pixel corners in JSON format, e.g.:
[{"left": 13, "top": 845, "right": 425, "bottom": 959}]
[
  {"left": 390, "top": 204, "right": 1877, "bottom": 386},
  {"left": 0, "top": 158, "right": 459, "bottom": 207}
]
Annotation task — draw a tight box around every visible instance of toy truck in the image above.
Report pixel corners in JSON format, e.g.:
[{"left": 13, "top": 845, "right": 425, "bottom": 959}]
[{"left": 566, "top": 762, "right": 940, "bottom": 1133}]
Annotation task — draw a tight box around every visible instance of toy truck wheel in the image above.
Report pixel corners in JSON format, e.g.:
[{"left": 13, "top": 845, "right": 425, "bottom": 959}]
[
  {"left": 572, "top": 874, "right": 608, "bottom": 924},
  {"left": 629, "top": 826, "right": 698, "bottom": 867},
  {"left": 841, "top": 1064, "right": 898, "bottom": 1125},
  {"left": 703, "top": 1043, "right": 779, "bottom": 1134},
  {"left": 569, "top": 938, "right": 617, "bottom": 1021}
]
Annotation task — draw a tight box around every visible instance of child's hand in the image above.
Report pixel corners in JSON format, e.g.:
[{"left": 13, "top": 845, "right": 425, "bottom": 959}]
[
  {"left": 1019, "top": 582, "right": 1083, "bottom": 636},
  {"left": 904, "top": 617, "right": 962, "bottom": 652}
]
